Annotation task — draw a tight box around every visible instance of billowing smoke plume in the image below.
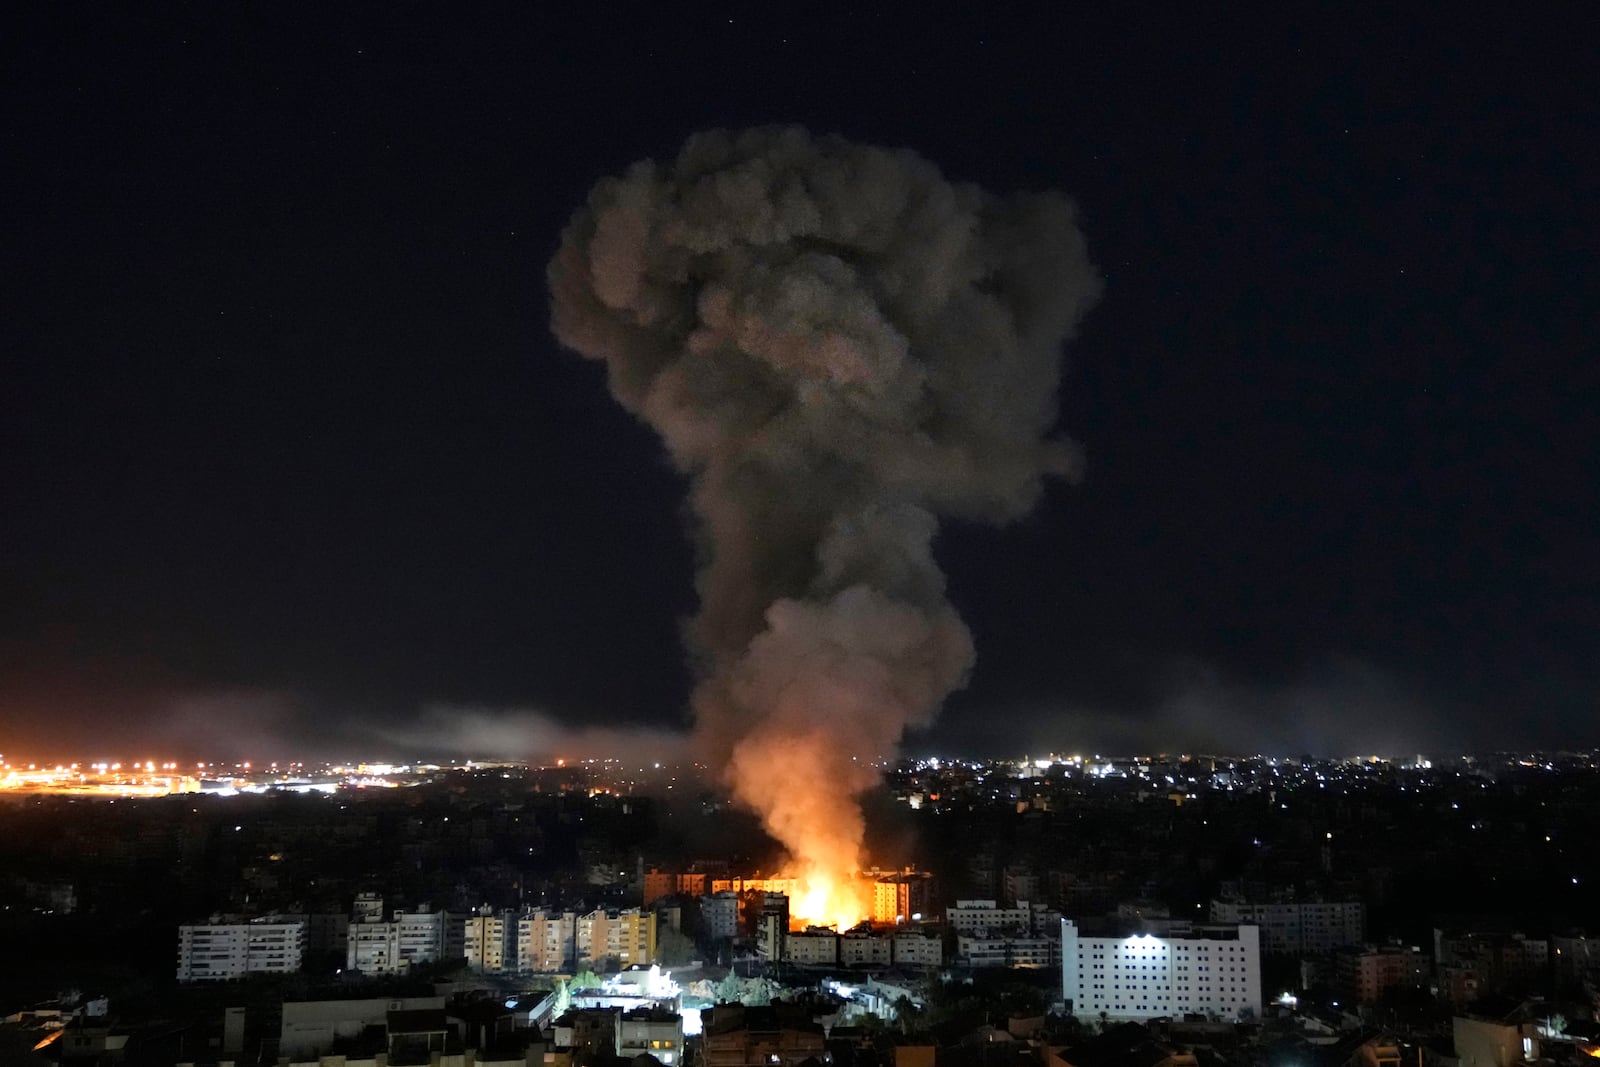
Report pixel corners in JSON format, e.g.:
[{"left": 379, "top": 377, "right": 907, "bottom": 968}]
[{"left": 550, "top": 127, "right": 1099, "bottom": 925}]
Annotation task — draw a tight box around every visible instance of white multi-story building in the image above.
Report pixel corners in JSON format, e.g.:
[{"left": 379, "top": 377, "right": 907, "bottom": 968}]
[
  {"left": 785, "top": 927, "right": 840, "bottom": 965},
  {"left": 1061, "top": 920, "right": 1262, "bottom": 1022},
  {"left": 957, "top": 933, "right": 1059, "bottom": 969},
  {"left": 840, "top": 928, "right": 893, "bottom": 966},
  {"left": 346, "top": 921, "right": 400, "bottom": 974},
  {"left": 1208, "top": 899, "right": 1363, "bottom": 955},
  {"left": 947, "top": 900, "right": 1034, "bottom": 935},
  {"left": 397, "top": 908, "right": 448, "bottom": 967},
  {"left": 177, "top": 918, "right": 305, "bottom": 982},
  {"left": 892, "top": 929, "right": 944, "bottom": 967},
  {"left": 346, "top": 907, "right": 450, "bottom": 975}
]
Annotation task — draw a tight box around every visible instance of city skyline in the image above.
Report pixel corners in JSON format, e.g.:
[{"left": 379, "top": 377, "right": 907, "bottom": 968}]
[{"left": 4, "top": 7, "right": 1598, "bottom": 760}]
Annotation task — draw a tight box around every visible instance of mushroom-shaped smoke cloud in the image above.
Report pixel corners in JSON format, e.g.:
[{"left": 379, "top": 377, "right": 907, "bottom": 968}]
[{"left": 550, "top": 127, "right": 1099, "bottom": 926}]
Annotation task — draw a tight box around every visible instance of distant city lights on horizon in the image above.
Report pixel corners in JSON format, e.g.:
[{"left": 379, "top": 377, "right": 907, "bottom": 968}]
[{"left": 1, "top": 747, "right": 1593, "bottom": 802}]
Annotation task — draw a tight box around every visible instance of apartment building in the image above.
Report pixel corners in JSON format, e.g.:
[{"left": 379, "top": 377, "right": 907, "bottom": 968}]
[
  {"left": 1208, "top": 898, "right": 1363, "bottom": 955},
  {"left": 177, "top": 917, "right": 305, "bottom": 982},
  {"left": 518, "top": 909, "right": 578, "bottom": 973},
  {"left": 1061, "top": 919, "right": 1262, "bottom": 1022},
  {"left": 576, "top": 908, "right": 657, "bottom": 968}
]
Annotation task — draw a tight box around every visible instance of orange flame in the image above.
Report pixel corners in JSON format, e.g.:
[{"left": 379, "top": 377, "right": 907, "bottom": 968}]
[
  {"left": 728, "top": 728, "right": 878, "bottom": 931},
  {"left": 788, "top": 863, "right": 872, "bottom": 931}
]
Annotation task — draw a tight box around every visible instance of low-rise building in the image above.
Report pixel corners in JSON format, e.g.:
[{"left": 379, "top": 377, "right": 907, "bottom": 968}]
[
  {"left": 840, "top": 928, "right": 893, "bottom": 966},
  {"left": 1453, "top": 1009, "right": 1541, "bottom": 1067},
  {"left": 892, "top": 929, "right": 943, "bottom": 967},
  {"left": 958, "top": 933, "right": 1058, "bottom": 969},
  {"left": 279, "top": 996, "right": 446, "bottom": 1060},
  {"left": 703, "top": 1004, "right": 826, "bottom": 1067},
  {"left": 553, "top": 1007, "right": 619, "bottom": 1057},
  {"left": 947, "top": 899, "right": 1033, "bottom": 935},
  {"left": 617, "top": 1007, "right": 683, "bottom": 1065},
  {"left": 785, "top": 926, "right": 839, "bottom": 966}
]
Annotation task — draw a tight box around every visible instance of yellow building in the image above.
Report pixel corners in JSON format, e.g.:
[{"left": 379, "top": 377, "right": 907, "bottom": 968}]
[
  {"left": 576, "top": 908, "right": 657, "bottom": 968},
  {"left": 869, "top": 871, "right": 937, "bottom": 924},
  {"left": 463, "top": 910, "right": 514, "bottom": 974},
  {"left": 710, "top": 876, "right": 797, "bottom": 897}
]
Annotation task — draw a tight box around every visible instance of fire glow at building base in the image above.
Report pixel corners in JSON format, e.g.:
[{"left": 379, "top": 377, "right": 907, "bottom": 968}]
[{"left": 644, "top": 865, "right": 935, "bottom": 933}]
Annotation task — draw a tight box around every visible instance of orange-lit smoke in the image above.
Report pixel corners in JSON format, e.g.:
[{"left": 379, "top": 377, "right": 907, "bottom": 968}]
[
  {"left": 714, "top": 589, "right": 972, "bottom": 928},
  {"left": 550, "top": 128, "right": 1099, "bottom": 929},
  {"left": 730, "top": 736, "right": 872, "bottom": 928}
]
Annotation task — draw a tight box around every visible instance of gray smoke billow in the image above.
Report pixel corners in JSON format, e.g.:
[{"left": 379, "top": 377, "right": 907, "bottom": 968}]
[{"left": 550, "top": 126, "right": 1099, "bottom": 915}]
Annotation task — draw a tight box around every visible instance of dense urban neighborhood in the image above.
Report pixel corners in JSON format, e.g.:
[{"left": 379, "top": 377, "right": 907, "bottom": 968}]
[{"left": 5, "top": 751, "right": 1599, "bottom": 1064}]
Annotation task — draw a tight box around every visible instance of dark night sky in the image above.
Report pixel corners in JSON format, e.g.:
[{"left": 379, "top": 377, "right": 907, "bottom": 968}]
[{"left": 3, "top": 6, "right": 1597, "bottom": 759}]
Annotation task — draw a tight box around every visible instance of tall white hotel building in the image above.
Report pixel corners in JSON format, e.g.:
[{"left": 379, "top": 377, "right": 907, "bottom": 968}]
[{"left": 1061, "top": 919, "right": 1262, "bottom": 1022}]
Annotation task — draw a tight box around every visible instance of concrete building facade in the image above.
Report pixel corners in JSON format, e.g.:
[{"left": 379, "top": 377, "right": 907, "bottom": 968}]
[
  {"left": 840, "top": 929, "right": 893, "bottom": 966},
  {"left": 643, "top": 869, "right": 710, "bottom": 906},
  {"left": 703, "top": 1004, "right": 826, "bottom": 1067},
  {"left": 947, "top": 900, "right": 1033, "bottom": 935},
  {"left": 279, "top": 997, "right": 445, "bottom": 1061},
  {"left": 755, "top": 894, "right": 789, "bottom": 962},
  {"left": 892, "top": 929, "right": 944, "bottom": 967},
  {"left": 869, "top": 871, "right": 937, "bottom": 924},
  {"left": 959, "top": 933, "right": 1058, "bottom": 969},
  {"left": 346, "top": 907, "right": 449, "bottom": 975},
  {"left": 703, "top": 891, "right": 743, "bottom": 941},
  {"left": 1061, "top": 920, "right": 1262, "bottom": 1022},
  {"left": 464, "top": 909, "right": 516, "bottom": 974},
  {"left": 1334, "top": 944, "right": 1430, "bottom": 1004},
  {"left": 176, "top": 918, "right": 305, "bottom": 981},
  {"left": 784, "top": 927, "right": 839, "bottom": 966},
  {"left": 617, "top": 1007, "right": 684, "bottom": 1065},
  {"left": 518, "top": 909, "right": 578, "bottom": 973},
  {"left": 576, "top": 908, "right": 657, "bottom": 968},
  {"left": 1208, "top": 898, "right": 1363, "bottom": 955},
  {"left": 352, "top": 892, "right": 385, "bottom": 923}
]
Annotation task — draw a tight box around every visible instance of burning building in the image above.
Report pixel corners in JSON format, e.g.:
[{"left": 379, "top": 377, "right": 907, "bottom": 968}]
[{"left": 551, "top": 127, "right": 1099, "bottom": 928}]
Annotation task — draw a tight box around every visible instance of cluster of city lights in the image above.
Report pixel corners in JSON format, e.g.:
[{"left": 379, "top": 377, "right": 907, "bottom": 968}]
[
  {"left": 0, "top": 756, "right": 462, "bottom": 798},
  {"left": 0, "top": 758, "right": 200, "bottom": 798}
]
